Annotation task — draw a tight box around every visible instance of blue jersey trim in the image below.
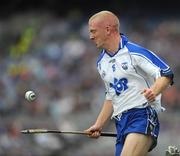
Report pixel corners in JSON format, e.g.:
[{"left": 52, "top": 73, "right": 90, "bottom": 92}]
[
  {"left": 104, "top": 33, "right": 129, "bottom": 57},
  {"left": 126, "top": 41, "right": 174, "bottom": 85},
  {"left": 105, "top": 42, "right": 121, "bottom": 57},
  {"left": 126, "top": 42, "right": 170, "bottom": 70}
]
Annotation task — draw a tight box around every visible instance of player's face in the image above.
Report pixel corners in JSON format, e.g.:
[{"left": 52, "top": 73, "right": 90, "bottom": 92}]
[{"left": 88, "top": 19, "right": 107, "bottom": 49}]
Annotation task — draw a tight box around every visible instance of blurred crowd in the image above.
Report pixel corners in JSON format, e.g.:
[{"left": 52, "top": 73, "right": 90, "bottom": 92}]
[{"left": 0, "top": 11, "right": 180, "bottom": 156}]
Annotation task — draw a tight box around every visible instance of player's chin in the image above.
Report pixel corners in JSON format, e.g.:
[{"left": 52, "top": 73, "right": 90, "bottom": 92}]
[
  {"left": 94, "top": 42, "right": 99, "bottom": 47},
  {"left": 95, "top": 43, "right": 102, "bottom": 49}
]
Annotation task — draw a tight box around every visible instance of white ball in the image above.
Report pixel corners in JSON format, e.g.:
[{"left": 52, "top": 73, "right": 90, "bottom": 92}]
[{"left": 25, "top": 91, "right": 36, "bottom": 102}]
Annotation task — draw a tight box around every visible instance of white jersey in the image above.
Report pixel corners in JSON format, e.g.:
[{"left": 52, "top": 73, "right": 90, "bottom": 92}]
[{"left": 96, "top": 34, "right": 173, "bottom": 118}]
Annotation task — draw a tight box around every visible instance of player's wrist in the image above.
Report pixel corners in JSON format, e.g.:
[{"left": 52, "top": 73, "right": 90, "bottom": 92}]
[{"left": 94, "top": 123, "right": 103, "bottom": 131}]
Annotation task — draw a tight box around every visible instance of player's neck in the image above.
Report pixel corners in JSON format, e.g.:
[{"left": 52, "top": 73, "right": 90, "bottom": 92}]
[{"left": 105, "top": 34, "right": 121, "bottom": 53}]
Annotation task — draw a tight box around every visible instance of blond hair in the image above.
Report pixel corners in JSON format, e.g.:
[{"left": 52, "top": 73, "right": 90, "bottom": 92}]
[{"left": 89, "top": 11, "right": 120, "bottom": 32}]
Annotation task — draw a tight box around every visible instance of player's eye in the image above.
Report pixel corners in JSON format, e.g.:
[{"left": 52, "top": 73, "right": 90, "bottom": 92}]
[{"left": 90, "top": 29, "right": 96, "bottom": 34}]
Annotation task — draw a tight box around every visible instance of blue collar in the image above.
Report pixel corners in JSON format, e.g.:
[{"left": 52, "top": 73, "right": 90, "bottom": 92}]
[{"left": 105, "top": 33, "right": 128, "bottom": 57}]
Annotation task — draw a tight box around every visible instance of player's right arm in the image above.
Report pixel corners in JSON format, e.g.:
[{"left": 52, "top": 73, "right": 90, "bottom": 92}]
[{"left": 85, "top": 100, "right": 113, "bottom": 138}]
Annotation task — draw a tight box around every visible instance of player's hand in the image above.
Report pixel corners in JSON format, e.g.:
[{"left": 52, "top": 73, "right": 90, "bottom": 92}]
[
  {"left": 141, "top": 88, "right": 156, "bottom": 103},
  {"left": 84, "top": 125, "right": 102, "bottom": 138}
]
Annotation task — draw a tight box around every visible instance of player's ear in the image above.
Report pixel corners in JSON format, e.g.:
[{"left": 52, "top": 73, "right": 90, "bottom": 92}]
[{"left": 106, "top": 25, "right": 111, "bottom": 35}]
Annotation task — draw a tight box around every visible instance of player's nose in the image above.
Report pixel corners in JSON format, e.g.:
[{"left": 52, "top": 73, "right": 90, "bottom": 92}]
[
  {"left": 89, "top": 34, "right": 95, "bottom": 40},
  {"left": 90, "top": 37, "right": 94, "bottom": 41}
]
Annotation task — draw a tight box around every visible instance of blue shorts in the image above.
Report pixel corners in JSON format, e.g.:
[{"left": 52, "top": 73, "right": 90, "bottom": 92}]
[{"left": 114, "top": 106, "right": 160, "bottom": 156}]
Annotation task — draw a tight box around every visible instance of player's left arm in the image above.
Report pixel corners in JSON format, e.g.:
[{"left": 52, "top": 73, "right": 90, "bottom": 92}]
[
  {"left": 131, "top": 49, "right": 174, "bottom": 102},
  {"left": 142, "top": 76, "right": 172, "bottom": 102}
]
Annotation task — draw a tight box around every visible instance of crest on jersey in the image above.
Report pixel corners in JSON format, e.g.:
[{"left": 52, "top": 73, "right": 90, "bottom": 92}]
[
  {"left": 121, "top": 62, "right": 128, "bottom": 70},
  {"left": 109, "top": 59, "right": 116, "bottom": 63}
]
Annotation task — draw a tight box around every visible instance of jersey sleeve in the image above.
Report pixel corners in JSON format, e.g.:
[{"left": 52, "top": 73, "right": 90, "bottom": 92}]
[
  {"left": 132, "top": 54, "right": 161, "bottom": 79},
  {"left": 127, "top": 42, "right": 174, "bottom": 85}
]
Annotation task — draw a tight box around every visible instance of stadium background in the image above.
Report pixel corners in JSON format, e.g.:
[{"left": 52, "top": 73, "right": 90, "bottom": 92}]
[{"left": 0, "top": 1, "right": 180, "bottom": 156}]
